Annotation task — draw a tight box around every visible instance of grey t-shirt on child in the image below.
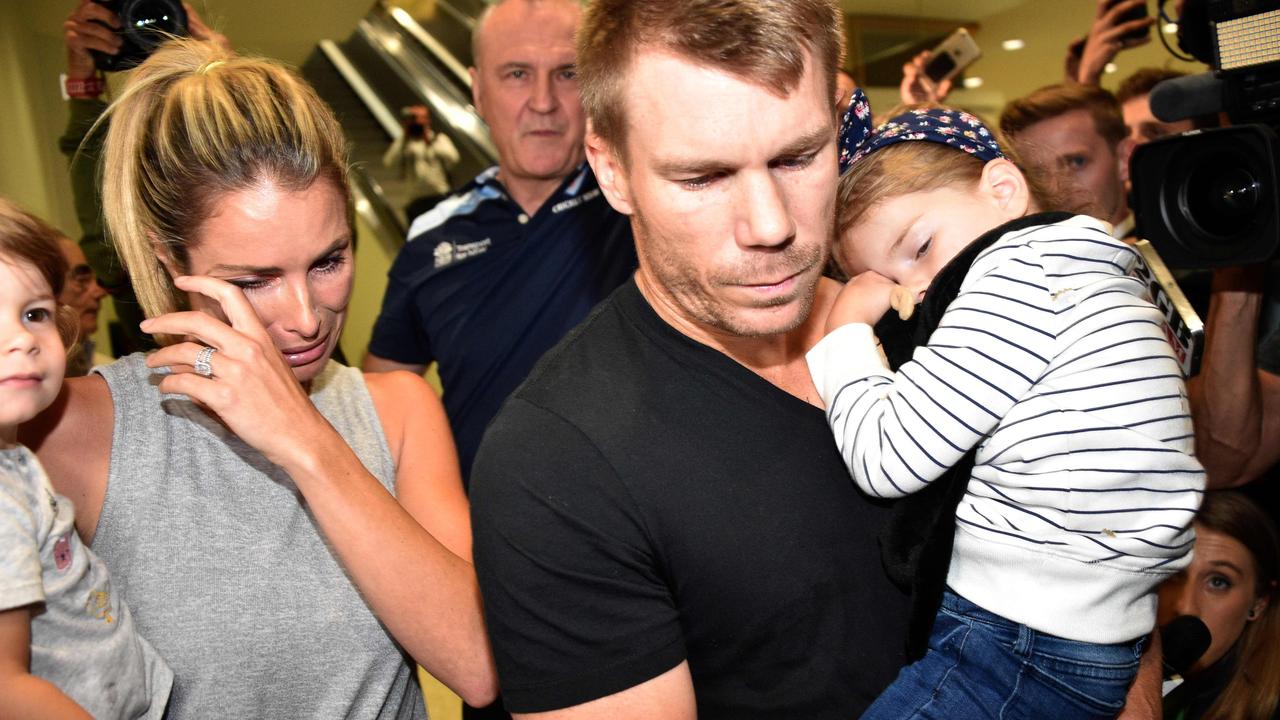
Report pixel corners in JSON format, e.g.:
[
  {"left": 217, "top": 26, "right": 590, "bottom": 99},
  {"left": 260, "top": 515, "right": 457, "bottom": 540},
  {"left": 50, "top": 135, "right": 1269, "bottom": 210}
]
[{"left": 0, "top": 445, "right": 172, "bottom": 719}]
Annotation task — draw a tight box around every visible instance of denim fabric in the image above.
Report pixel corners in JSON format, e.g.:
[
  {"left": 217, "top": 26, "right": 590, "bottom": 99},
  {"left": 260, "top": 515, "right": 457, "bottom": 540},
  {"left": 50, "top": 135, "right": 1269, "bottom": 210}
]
[{"left": 861, "top": 590, "right": 1144, "bottom": 720}]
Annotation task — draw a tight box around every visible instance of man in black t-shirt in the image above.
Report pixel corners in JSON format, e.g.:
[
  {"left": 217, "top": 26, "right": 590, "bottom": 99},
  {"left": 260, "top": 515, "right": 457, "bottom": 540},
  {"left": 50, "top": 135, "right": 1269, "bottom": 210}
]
[{"left": 469, "top": 1, "right": 909, "bottom": 717}]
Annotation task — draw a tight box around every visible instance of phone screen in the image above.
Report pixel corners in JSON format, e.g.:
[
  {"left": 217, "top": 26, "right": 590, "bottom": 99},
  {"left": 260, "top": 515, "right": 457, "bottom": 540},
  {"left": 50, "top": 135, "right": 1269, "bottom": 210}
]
[
  {"left": 1113, "top": 0, "right": 1150, "bottom": 43},
  {"left": 925, "top": 53, "right": 957, "bottom": 83}
]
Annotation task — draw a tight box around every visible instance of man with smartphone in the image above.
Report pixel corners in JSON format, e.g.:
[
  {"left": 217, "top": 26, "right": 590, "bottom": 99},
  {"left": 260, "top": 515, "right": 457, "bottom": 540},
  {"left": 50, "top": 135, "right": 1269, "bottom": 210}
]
[
  {"left": 1066, "top": 0, "right": 1156, "bottom": 86},
  {"left": 898, "top": 28, "right": 978, "bottom": 106}
]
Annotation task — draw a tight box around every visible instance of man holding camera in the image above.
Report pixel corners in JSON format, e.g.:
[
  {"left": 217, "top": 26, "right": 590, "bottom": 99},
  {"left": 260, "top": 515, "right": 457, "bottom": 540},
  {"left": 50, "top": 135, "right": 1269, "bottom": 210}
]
[
  {"left": 383, "top": 104, "right": 461, "bottom": 221},
  {"left": 1105, "top": 0, "right": 1280, "bottom": 495},
  {"left": 60, "top": 0, "right": 232, "bottom": 356}
]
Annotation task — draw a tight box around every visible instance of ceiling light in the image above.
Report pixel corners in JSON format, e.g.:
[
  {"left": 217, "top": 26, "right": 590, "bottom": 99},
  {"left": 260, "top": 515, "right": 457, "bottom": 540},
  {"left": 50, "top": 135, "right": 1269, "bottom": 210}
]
[
  {"left": 1164, "top": 22, "right": 1179, "bottom": 34},
  {"left": 963, "top": 77, "right": 984, "bottom": 89},
  {"left": 1001, "top": 39, "right": 1025, "bottom": 51},
  {"left": 1105, "top": 62, "right": 1118, "bottom": 74}
]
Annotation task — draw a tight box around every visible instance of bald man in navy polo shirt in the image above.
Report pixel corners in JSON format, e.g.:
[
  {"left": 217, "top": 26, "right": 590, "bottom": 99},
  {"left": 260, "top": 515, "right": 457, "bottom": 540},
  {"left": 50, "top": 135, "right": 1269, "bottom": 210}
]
[{"left": 363, "top": 0, "right": 635, "bottom": 485}]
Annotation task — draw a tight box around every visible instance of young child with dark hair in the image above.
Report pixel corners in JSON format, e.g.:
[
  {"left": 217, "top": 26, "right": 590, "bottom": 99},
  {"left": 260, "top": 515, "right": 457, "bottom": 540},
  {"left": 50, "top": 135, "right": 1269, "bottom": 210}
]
[
  {"left": 807, "top": 92, "right": 1205, "bottom": 719},
  {"left": 0, "top": 198, "right": 171, "bottom": 718}
]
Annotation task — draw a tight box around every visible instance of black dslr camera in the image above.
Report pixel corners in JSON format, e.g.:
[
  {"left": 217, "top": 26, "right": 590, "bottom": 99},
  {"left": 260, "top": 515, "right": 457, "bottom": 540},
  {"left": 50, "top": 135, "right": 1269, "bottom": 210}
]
[
  {"left": 1131, "top": 0, "right": 1280, "bottom": 268},
  {"left": 90, "top": 0, "right": 188, "bottom": 72}
]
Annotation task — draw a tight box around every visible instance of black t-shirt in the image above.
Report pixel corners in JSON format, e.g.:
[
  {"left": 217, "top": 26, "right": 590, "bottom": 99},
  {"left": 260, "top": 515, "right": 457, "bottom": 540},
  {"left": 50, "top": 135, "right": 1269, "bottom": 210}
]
[
  {"left": 471, "top": 280, "right": 909, "bottom": 718},
  {"left": 368, "top": 165, "right": 636, "bottom": 483}
]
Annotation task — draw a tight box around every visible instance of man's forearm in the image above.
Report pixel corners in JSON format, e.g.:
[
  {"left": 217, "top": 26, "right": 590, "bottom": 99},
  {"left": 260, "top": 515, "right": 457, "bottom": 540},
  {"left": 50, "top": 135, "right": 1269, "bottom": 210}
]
[
  {"left": 60, "top": 98, "right": 127, "bottom": 288},
  {"left": 1189, "top": 266, "right": 1266, "bottom": 486},
  {"left": 1117, "top": 629, "right": 1161, "bottom": 720}
]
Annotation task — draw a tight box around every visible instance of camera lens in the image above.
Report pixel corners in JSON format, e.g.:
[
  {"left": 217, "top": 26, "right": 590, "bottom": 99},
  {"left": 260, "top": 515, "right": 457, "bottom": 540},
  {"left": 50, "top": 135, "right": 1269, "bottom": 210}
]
[
  {"left": 1180, "top": 154, "right": 1263, "bottom": 239},
  {"left": 1135, "top": 124, "right": 1278, "bottom": 268},
  {"left": 123, "top": 0, "right": 186, "bottom": 51},
  {"left": 90, "top": 0, "right": 189, "bottom": 71}
]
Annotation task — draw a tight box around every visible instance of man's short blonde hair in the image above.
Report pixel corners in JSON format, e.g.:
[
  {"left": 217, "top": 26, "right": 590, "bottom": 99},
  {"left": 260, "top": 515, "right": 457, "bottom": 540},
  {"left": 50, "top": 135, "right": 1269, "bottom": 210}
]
[
  {"left": 999, "top": 83, "right": 1126, "bottom": 149},
  {"left": 577, "top": 0, "right": 844, "bottom": 159}
]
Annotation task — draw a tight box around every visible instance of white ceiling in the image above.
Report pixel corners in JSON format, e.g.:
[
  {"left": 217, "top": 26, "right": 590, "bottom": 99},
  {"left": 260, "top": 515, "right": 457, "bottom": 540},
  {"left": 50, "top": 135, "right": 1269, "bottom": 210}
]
[{"left": 840, "top": 0, "right": 1029, "bottom": 21}]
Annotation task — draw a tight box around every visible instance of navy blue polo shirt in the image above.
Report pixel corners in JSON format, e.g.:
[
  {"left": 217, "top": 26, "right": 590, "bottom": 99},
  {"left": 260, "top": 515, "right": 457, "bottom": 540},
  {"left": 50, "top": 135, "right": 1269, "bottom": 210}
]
[{"left": 368, "top": 164, "right": 636, "bottom": 485}]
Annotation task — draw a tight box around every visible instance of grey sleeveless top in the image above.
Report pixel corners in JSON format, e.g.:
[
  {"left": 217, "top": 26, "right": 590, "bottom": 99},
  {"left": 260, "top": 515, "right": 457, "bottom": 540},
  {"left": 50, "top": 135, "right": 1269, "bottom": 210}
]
[{"left": 93, "top": 354, "right": 426, "bottom": 720}]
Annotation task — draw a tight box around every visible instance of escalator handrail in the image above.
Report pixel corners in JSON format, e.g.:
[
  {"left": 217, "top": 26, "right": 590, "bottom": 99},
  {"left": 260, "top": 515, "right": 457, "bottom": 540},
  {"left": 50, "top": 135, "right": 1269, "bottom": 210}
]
[
  {"left": 356, "top": 17, "right": 497, "bottom": 164},
  {"left": 386, "top": 5, "right": 472, "bottom": 92},
  {"left": 318, "top": 39, "right": 403, "bottom": 142},
  {"left": 434, "top": 0, "right": 478, "bottom": 33},
  {"left": 352, "top": 169, "right": 407, "bottom": 247},
  {"left": 315, "top": 40, "right": 407, "bottom": 241}
]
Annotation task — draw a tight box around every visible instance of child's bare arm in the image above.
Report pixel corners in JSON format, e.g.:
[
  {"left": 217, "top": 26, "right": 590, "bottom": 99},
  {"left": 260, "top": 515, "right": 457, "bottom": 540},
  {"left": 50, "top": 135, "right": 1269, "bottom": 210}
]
[
  {"left": 0, "top": 607, "right": 92, "bottom": 719},
  {"left": 825, "top": 271, "right": 899, "bottom": 334}
]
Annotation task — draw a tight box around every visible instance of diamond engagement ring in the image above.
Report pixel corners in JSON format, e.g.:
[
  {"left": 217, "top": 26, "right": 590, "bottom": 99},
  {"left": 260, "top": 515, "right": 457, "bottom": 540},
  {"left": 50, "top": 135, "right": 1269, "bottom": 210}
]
[{"left": 194, "top": 346, "right": 217, "bottom": 377}]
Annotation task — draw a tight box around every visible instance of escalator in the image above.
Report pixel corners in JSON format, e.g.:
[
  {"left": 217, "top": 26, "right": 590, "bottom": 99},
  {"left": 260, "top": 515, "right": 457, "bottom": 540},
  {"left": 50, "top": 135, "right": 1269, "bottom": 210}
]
[{"left": 300, "top": 0, "right": 496, "bottom": 245}]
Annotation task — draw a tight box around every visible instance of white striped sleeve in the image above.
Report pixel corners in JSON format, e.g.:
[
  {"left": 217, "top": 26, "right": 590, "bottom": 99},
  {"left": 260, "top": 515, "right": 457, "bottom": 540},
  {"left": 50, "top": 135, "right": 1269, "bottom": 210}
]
[{"left": 807, "top": 259, "right": 1058, "bottom": 499}]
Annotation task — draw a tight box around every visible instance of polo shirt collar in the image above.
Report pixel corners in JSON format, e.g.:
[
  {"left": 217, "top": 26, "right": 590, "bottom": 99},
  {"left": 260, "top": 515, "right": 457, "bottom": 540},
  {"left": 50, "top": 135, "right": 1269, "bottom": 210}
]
[{"left": 477, "top": 162, "right": 594, "bottom": 205}]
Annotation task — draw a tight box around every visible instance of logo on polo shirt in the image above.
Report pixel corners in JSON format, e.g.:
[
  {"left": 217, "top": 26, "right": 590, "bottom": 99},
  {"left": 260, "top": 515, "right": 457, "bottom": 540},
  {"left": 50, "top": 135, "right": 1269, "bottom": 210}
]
[
  {"left": 550, "top": 187, "right": 601, "bottom": 215},
  {"left": 434, "top": 238, "right": 493, "bottom": 268}
]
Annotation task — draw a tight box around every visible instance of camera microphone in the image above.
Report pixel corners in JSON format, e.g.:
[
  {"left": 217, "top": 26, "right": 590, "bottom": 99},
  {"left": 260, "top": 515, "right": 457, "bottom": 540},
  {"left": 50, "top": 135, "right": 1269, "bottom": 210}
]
[
  {"left": 1149, "top": 73, "right": 1224, "bottom": 123},
  {"left": 1160, "top": 615, "right": 1211, "bottom": 687}
]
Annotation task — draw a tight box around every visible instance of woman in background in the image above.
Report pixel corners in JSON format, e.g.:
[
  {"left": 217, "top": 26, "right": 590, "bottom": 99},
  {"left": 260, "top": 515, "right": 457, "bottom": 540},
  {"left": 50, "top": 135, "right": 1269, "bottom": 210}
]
[
  {"left": 1159, "top": 490, "right": 1279, "bottom": 720},
  {"left": 21, "top": 38, "right": 496, "bottom": 718}
]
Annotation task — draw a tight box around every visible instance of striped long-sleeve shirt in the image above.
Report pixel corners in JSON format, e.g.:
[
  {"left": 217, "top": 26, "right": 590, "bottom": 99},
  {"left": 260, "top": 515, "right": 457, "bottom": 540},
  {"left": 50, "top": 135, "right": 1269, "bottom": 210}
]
[{"left": 807, "top": 214, "right": 1205, "bottom": 643}]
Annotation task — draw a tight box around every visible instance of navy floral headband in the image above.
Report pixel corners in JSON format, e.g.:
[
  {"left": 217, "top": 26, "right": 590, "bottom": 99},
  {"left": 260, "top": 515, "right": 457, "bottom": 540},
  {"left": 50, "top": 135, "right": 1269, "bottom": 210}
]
[{"left": 837, "top": 88, "right": 1005, "bottom": 175}]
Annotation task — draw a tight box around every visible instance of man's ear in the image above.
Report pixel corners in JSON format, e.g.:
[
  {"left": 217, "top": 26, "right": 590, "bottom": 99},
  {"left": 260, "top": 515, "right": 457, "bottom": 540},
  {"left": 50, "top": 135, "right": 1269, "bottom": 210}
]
[
  {"left": 980, "top": 157, "right": 1031, "bottom": 219},
  {"left": 1117, "top": 136, "right": 1136, "bottom": 185},
  {"left": 585, "top": 122, "right": 634, "bottom": 216}
]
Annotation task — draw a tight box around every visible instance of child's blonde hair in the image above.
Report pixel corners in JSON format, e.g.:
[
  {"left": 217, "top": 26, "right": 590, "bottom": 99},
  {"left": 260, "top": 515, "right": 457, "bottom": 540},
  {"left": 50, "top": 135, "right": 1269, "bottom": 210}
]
[
  {"left": 834, "top": 107, "right": 1055, "bottom": 276},
  {"left": 0, "top": 198, "right": 79, "bottom": 348},
  {"left": 98, "top": 38, "right": 350, "bottom": 338}
]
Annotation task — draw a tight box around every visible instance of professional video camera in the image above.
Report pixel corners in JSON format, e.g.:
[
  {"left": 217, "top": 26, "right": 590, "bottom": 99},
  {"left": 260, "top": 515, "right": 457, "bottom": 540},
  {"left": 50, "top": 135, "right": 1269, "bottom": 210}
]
[
  {"left": 1131, "top": 0, "right": 1280, "bottom": 269},
  {"left": 90, "top": 0, "right": 189, "bottom": 72}
]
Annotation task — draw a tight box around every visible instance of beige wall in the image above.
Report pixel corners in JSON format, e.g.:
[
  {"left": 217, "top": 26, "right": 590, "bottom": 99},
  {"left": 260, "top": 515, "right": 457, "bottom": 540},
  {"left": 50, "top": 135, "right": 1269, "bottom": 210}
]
[
  {"left": 0, "top": 0, "right": 382, "bottom": 359},
  {"left": 857, "top": 0, "right": 1207, "bottom": 123},
  {"left": 2, "top": 0, "right": 1214, "bottom": 362},
  {"left": 342, "top": 215, "right": 397, "bottom": 366},
  {"left": 0, "top": 0, "right": 81, "bottom": 234},
  {"left": 1, "top": 0, "right": 372, "bottom": 232},
  {"left": 970, "top": 0, "right": 1203, "bottom": 103},
  {"left": 1, "top": 0, "right": 1217, "bottom": 230}
]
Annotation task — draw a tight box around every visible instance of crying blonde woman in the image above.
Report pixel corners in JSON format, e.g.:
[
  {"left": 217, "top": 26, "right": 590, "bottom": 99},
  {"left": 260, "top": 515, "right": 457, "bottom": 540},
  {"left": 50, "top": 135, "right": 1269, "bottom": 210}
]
[{"left": 21, "top": 38, "right": 497, "bottom": 719}]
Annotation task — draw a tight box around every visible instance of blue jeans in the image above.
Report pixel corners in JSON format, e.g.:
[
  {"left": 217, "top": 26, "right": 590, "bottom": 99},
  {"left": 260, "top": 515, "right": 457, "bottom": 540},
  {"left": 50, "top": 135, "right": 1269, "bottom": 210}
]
[{"left": 861, "top": 590, "right": 1144, "bottom": 720}]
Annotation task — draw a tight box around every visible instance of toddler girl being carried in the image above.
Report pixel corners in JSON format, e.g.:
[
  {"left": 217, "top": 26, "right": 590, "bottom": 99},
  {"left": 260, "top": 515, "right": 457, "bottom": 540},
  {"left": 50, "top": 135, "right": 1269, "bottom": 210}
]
[
  {"left": 0, "top": 198, "right": 171, "bottom": 719},
  {"left": 807, "top": 92, "right": 1205, "bottom": 719}
]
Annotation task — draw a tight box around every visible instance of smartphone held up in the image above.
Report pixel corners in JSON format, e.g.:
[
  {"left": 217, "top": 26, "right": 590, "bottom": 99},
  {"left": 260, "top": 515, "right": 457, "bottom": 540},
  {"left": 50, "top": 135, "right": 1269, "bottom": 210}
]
[{"left": 924, "top": 27, "right": 982, "bottom": 85}]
